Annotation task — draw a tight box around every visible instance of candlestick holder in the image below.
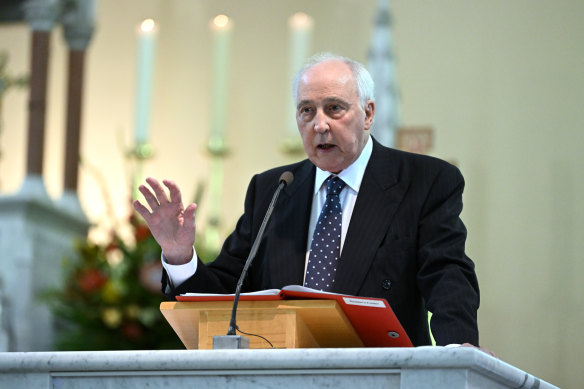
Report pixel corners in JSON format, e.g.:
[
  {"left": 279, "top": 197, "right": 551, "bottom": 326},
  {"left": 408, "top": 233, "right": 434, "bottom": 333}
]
[
  {"left": 128, "top": 142, "right": 155, "bottom": 160},
  {"left": 128, "top": 142, "right": 154, "bottom": 200},
  {"left": 201, "top": 135, "right": 230, "bottom": 254},
  {"left": 280, "top": 136, "right": 305, "bottom": 157},
  {"left": 207, "top": 135, "right": 230, "bottom": 157}
]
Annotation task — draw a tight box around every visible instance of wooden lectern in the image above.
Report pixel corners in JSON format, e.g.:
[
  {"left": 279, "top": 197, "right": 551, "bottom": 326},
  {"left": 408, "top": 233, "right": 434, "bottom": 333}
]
[{"left": 160, "top": 299, "right": 364, "bottom": 349}]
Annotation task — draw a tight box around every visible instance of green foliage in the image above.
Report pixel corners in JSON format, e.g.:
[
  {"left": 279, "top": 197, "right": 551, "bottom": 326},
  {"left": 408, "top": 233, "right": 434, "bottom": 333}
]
[{"left": 43, "top": 214, "right": 185, "bottom": 351}]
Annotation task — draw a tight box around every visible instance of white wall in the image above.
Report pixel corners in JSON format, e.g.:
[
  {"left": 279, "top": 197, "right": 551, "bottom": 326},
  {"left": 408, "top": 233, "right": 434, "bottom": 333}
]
[
  {"left": 392, "top": 2, "right": 584, "bottom": 386},
  {"left": 0, "top": 1, "right": 582, "bottom": 387}
]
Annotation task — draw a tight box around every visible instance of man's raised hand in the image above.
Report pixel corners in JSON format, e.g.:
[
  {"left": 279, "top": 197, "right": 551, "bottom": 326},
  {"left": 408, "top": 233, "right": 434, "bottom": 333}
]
[{"left": 132, "top": 177, "right": 197, "bottom": 264}]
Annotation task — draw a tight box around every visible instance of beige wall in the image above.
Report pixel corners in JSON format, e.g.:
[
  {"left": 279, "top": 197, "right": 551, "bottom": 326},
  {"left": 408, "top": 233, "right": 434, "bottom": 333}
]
[{"left": 1, "top": 0, "right": 582, "bottom": 387}]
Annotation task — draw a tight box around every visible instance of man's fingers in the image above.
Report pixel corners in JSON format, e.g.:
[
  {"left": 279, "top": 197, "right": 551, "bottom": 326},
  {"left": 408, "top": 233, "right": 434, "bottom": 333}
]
[
  {"left": 132, "top": 200, "right": 151, "bottom": 219},
  {"left": 164, "top": 179, "right": 183, "bottom": 205},
  {"left": 146, "top": 177, "right": 170, "bottom": 204},
  {"left": 461, "top": 343, "right": 497, "bottom": 358},
  {"left": 183, "top": 203, "right": 198, "bottom": 226},
  {"left": 138, "top": 184, "right": 161, "bottom": 210}
]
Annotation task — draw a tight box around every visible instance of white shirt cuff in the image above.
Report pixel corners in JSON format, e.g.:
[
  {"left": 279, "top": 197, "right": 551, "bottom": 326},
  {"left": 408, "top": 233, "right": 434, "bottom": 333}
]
[{"left": 161, "top": 248, "right": 198, "bottom": 288}]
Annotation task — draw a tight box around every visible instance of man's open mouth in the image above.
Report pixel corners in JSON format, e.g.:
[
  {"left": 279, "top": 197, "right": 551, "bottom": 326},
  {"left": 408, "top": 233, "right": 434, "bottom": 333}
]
[{"left": 317, "top": 143, "right": 335, "bottom": 150}]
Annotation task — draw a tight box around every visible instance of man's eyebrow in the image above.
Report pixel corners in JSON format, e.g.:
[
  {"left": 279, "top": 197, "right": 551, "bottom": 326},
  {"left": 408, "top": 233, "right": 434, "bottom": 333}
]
[
  {"left": 296, "top": 97, "right": 350, "bottom": 110},
  {"left": 323, "top": 97, "right": 350, "bottom": 106},
  {"left": 296, "top": 99, "right": 313, "bottom": 109}
]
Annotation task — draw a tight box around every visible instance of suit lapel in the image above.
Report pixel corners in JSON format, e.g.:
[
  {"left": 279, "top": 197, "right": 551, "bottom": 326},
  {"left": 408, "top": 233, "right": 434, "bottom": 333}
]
[
  {"left": 333, "top": 140, "right": 407, "bottom": 295},
  {"left": 268, "top": 160, "right": 315, "bottom": 288}
]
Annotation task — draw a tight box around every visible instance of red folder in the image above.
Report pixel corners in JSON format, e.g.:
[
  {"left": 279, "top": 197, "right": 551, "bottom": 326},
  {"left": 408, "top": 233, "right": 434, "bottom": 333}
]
[{"left": 177, "top": 285, "right": 413, "bottom": 347}]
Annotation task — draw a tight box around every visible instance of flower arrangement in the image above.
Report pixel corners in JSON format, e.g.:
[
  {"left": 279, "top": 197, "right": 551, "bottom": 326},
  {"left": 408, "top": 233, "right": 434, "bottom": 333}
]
[{"left": 44, "top": 212, "right": 203, "bottom": 351}]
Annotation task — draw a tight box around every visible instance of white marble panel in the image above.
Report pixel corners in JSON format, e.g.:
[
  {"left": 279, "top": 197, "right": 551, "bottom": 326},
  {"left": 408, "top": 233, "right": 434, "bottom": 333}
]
[{"left": 0, "top": 347, "right": 558, "bottom": 389}]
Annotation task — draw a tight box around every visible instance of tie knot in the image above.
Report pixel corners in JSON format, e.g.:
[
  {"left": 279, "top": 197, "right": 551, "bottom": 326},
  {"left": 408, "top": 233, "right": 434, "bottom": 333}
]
[{"left": 326, "top": 176, "right": 346, "bottom": 196}]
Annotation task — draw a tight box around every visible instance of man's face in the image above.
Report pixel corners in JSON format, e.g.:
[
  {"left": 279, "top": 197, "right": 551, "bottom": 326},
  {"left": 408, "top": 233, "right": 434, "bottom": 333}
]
[{"left": 295, "top": 60, "right": 374, "bottom": 173}]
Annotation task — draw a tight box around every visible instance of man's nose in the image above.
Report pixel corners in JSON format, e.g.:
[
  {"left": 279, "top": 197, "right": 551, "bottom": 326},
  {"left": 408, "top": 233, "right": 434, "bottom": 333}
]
[{"left": 313, "top": 109, "right": 329, "bottom": 133}]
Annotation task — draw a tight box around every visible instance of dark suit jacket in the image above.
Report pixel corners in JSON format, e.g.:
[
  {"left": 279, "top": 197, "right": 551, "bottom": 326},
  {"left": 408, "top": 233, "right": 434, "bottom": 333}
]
[{"left": 164, "top": 138, "right": 480, "bottom": 346}]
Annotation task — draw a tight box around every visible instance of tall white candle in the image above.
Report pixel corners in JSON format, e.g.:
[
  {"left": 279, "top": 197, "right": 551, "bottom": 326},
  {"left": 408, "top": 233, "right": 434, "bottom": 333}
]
[
  {"left": 288, "top": 12, "right": 313, "bottom": 136},
  {"left": 209, "top": 14, "right": 232, "bottom": 142},
  {"left": 134, "top": 18, "right": 158, "bottom": 145}
]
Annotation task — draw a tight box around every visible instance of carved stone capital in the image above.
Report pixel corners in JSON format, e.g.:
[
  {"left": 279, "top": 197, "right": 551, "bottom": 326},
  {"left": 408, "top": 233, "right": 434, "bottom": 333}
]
[
  {"left": 63, "top": 23, "right": 94, "bottom": 51},
  {"left": 23, "top": 0, "right": 62, "bottom": 31},
  {"left": 62, "top": 0, "right": 96, "bottom": 50}
]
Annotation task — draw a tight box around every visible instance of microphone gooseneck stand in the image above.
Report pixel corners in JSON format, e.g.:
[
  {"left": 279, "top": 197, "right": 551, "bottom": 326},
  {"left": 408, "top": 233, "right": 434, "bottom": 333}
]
[{"left": 212, "top": 172, "right": 293, "bottom": 349}]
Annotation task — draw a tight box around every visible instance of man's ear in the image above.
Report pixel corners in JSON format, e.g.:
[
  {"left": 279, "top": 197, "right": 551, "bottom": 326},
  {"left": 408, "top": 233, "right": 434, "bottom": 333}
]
[{"left": 364, "top": 100, "right": 375, "bottom": 130}]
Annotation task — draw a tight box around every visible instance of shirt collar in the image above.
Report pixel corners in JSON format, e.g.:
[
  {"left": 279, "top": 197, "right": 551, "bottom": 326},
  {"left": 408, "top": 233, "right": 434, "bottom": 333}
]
[{"left": 313, "top": 135, "right": 373, "bottom": 194}]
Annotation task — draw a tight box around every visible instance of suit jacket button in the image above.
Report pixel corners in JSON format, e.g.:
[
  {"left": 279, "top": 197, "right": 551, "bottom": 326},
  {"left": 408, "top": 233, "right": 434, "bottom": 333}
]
[{"left": 382, "top": 279, "right": 391, "bottom": 290}]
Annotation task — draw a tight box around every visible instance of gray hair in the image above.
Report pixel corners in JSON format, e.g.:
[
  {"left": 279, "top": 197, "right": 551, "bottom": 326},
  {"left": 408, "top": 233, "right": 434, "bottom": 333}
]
[{"left": 292, "top": 52, "right": 375, "bottom": 108}]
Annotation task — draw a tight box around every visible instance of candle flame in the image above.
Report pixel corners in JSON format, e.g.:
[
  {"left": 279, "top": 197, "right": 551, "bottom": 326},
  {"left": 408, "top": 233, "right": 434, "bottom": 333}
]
[
  {"left": 140, "top": 19, "right": 156, "bottom": 33},
  {"left": 212, "top": 14, "right": 230, "bottom": 29},
  {"left": 289, "top": 12, "right": 313, "bottom": 29}
]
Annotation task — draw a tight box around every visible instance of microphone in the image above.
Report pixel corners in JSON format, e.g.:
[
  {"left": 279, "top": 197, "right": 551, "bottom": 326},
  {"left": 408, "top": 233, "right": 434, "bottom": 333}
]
[{"left": 213, "top": 171, "right": 294, "bottom": 348}]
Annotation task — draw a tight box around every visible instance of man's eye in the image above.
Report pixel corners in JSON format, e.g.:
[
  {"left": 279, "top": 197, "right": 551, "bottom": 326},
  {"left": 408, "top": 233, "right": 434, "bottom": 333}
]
[
  {"left": 300, "top": 107, "right": 313, "bottom": 114},
  {"left": 328, "top": 104, "right": 344, "bottom": 113}
]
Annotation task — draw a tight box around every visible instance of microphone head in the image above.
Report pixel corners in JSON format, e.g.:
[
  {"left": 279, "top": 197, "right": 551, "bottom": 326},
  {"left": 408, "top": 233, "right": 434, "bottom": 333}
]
[{"left": 279, "top": 171, "right": 294, "bottom": 187}]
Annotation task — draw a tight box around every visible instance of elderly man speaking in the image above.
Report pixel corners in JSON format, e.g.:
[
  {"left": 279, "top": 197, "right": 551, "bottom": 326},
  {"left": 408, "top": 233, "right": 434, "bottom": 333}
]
[{"left": 133, "top": 53, "right": 481, "bottom": 348}]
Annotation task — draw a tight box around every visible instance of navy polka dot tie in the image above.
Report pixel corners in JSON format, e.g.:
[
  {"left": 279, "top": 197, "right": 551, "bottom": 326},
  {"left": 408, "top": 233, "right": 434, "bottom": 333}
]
[{"left": 304, "top": 176, "right": 346, "bottom": 291}]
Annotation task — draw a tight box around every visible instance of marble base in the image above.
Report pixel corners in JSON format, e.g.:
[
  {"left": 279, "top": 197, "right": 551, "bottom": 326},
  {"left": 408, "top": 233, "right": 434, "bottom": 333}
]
[
  {"left": 0, "top": 347, "right": 558, "bottom": 389},
  {"left": 0, "top": 191, "right": 89, "bottom": 351}
]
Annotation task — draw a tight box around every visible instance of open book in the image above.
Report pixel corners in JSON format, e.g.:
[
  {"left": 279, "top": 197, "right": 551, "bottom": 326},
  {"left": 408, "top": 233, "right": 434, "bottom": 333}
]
[
  {"left": 177, "top": 285, "right": 413, "bottom": 347},
  {"left": 179, "top": 285, "right": 343, "bottom": 299}
]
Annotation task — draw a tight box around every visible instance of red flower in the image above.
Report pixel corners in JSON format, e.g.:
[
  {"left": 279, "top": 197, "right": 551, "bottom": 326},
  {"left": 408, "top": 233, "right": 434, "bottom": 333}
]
[
  {"left": 121, "top": 321, "right": 144, "bottom": 340},
  {"left": 134, "top": 225, "right": 151, "bottom": 243},
  {"left": 77, "top": 268, "right": 107, "bottom": 293}
]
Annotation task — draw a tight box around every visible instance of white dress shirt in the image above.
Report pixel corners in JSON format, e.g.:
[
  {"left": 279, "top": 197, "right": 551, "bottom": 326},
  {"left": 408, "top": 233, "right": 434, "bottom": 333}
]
[
  {"left": 303, "top": 135, "right": 372, "bottom": 282},
  {"left": 164, "top": 135, "right": 373, "bottom": 288}
]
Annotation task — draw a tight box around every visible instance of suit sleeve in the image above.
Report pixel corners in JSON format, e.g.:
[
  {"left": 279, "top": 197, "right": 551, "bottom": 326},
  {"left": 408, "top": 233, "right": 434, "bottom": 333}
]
[
  {"left": 416, "top": 163, "right": 480, "bottom": 346},
  {"left": 161, "top": 174, "right": 263, "bottom": 299}
]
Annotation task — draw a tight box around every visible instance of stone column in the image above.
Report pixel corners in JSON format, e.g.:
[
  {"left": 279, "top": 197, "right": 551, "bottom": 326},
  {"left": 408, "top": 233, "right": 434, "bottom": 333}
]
[
  {"left": 58, "top": 0, "right": 95, "bottom": 218},
  {"left": 19, "top": 0, "right": 60, "bottom": 199},
  {"left": 0, "top": 0, "right": 90, "bottom": 351}
]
